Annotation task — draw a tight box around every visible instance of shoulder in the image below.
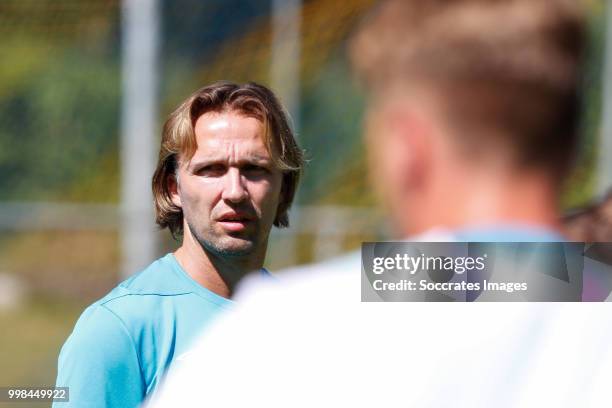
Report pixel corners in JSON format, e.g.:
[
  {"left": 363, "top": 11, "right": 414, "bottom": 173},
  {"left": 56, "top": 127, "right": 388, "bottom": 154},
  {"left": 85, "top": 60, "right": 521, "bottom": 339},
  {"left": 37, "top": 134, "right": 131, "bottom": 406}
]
[
  {"left": 115, "top": 254, "right": 193, "bottom": 296},
  {"left": 59, "top": 254, "right": 190, "bottom": 360},
  {"left": 236, "top": 250, "right": 362, "bottom": 303},
  {"left": 55, "top": 302, "right": 144, "bottom": 404},
  {"left": 280, "top": 250, "right": 362, "bottom": 276},
  {"left": 55, "top": 301, "right": 146, "bottom": 407},
  {"left": 89, "top": 254, "right": 201, "bottom": 325},
  {"left": 59, "top": 301, "right": 140, "bottom": 366}
]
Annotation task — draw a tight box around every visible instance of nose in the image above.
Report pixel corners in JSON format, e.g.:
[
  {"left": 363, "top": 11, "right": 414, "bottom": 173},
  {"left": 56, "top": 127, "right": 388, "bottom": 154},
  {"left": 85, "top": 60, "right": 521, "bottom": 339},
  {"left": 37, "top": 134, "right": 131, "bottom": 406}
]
[{"left": 221, "top": 167, "right": 248, "bottom": 203}]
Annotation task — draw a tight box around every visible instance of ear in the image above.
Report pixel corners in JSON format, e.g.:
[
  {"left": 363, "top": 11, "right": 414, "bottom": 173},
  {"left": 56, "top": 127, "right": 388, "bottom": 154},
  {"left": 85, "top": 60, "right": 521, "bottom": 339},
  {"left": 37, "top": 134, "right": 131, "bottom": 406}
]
[
  {"left": 168, "top": 173, "right": 182, "bottom": 208},
  {"left": 387, "top": 104, "right": 432, "bottom": 188}
]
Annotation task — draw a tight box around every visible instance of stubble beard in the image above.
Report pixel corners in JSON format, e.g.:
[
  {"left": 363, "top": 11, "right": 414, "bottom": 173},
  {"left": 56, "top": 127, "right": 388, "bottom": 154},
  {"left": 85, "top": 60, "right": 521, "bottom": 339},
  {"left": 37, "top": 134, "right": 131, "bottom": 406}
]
[{"left": 187, "top": 219, "right": 258, "bottom": 258}]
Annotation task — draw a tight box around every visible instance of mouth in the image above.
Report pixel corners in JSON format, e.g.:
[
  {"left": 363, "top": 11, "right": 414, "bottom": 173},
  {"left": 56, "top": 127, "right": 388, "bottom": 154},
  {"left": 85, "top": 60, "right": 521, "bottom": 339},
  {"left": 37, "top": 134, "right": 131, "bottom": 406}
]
[{"left": 216, "top": 212, "right": 255, "bottom": 232}]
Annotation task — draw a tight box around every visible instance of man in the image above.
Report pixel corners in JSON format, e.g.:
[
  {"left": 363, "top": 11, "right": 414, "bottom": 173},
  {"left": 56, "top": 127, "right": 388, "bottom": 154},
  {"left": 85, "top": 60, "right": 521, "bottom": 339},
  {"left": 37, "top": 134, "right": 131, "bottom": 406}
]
[
  {"left": 150, "top": 1, "right": 612, "bottom": 407},
  {"left": 53, "top": 81, "right": 303, "bottom": 407}
]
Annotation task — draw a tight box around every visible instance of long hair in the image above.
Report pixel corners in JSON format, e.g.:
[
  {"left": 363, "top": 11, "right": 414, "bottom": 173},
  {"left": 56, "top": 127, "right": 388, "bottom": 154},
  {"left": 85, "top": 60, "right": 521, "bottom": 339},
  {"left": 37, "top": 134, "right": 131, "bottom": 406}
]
[{"left": 152, "top": 81, "right": 304, "bottom": 239}]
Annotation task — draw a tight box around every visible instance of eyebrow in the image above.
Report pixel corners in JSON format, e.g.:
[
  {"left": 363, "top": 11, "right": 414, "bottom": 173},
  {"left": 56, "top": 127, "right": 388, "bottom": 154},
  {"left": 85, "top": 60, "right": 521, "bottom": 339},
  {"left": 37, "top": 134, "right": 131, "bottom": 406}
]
[{"left": 188, "top": 155, "right": 273, "bottom": 169}]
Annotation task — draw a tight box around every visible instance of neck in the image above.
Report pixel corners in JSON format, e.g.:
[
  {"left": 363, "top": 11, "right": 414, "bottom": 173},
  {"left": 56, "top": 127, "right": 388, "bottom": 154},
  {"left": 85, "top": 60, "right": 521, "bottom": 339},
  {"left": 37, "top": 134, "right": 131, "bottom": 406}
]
[
  {"left": 405, "top": 168, "right": 564, "bottom": 237},
  {"left": 174, "top": 230, "right": 266, "bottom": 298}
]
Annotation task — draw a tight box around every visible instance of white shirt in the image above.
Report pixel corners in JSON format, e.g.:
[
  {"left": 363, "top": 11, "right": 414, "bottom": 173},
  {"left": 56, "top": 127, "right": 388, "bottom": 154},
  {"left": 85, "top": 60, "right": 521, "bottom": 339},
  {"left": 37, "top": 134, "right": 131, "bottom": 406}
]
[{"left": 150, "top": 248, "right": 612, "bottom": 408}]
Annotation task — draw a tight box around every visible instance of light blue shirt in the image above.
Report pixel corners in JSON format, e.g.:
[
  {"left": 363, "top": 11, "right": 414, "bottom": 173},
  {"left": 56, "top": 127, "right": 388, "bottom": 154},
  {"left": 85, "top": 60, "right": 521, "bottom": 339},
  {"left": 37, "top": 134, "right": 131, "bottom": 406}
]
[
  {"left": 452, "top": 224, "right": 566, "bottom": 242},
  {"left": 54, "top": 254, "right": 239, "bottom": 407}
]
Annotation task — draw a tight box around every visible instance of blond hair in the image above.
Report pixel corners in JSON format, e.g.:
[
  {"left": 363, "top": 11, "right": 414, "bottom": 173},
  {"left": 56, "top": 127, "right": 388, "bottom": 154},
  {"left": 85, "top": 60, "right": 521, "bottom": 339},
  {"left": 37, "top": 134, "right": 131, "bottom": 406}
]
[{"left": 350, "top": 0, "right": 586, "bottom": 179}]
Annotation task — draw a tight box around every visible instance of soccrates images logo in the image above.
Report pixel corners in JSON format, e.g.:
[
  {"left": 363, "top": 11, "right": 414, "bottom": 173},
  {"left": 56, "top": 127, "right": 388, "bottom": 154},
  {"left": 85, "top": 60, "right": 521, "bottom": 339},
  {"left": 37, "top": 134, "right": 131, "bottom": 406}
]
[{"left": 361, "top": 242, "right": 612, "bottom": 302}]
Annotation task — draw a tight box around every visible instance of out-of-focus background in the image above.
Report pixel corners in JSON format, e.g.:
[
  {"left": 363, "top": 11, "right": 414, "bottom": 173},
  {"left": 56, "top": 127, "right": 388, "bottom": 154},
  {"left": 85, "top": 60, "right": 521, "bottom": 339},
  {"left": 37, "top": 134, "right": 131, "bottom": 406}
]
[{"left": 0, "top": 0, "right": 608, "bottom": 399}]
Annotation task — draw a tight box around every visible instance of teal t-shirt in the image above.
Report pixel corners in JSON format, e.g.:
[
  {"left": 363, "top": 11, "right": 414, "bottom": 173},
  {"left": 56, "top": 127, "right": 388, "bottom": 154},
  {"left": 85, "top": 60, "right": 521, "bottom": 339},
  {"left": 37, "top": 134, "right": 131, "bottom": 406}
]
[{"left": 54, "top": 254, "right": 235, "bottom": 407}]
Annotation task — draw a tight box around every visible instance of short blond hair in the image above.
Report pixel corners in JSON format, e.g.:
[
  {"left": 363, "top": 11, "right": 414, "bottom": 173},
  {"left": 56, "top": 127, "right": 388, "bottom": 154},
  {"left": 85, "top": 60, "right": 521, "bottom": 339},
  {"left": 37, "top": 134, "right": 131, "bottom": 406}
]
[
  {"left": 350, "top": 0, "right": 586, "bottom": 179},
  {"left": 152, "top": 81, "right": 304, "bottom": 238}
]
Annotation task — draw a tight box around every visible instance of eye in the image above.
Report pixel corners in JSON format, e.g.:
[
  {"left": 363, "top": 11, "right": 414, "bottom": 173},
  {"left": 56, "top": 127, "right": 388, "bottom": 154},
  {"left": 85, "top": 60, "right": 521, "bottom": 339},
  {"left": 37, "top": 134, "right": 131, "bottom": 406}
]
[
  {"left": 243, "top": 164, "right": 269, "bottom": 175},
  {"left": 196, "top": 164, "right": 226, "bottom": 177}
]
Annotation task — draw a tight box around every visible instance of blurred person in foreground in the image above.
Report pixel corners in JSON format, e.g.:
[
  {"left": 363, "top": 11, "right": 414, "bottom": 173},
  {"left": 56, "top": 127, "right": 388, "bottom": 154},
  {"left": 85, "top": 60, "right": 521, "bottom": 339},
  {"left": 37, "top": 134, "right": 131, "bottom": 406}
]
[
  {"left": 53, "top": 82, "right": 303, "bottom": 407},
  {"left": 151, "top": 1, "right": 612, "bottom": 407}
]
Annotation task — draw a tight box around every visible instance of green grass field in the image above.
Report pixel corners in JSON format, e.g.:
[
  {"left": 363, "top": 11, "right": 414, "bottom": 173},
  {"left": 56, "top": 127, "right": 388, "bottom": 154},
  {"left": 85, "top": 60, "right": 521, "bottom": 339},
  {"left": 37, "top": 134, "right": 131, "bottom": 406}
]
[{"left": 0, "top": 295, "right": 85, "bottom": 408}]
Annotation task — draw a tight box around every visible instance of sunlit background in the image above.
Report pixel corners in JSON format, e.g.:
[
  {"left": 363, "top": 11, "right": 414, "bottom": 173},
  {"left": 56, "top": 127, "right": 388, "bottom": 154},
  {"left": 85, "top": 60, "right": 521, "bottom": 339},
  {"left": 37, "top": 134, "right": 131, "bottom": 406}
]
[{"left": 0, "top": 0, "right": 608, "bottom": 397}]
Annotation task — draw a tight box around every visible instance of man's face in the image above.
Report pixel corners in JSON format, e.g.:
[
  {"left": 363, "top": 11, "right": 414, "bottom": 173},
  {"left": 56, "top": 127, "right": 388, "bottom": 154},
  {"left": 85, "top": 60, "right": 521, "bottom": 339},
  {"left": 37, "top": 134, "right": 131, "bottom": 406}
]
[{"left": 172, "top": 110, "right": 283, "bottom": 258}]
